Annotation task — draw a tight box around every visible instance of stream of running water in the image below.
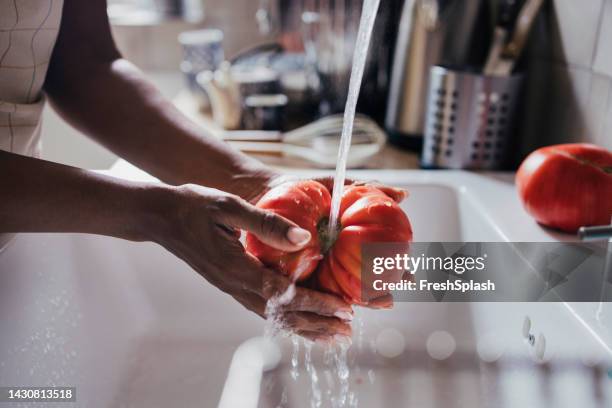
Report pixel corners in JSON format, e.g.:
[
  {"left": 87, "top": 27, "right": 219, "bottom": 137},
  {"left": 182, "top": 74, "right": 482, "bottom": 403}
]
[
  {"left": 264, "top": 1, "right": 381, "bottom": 406},
  {"left": 327, "top": 0, "right": 381, "bottom": 242}
]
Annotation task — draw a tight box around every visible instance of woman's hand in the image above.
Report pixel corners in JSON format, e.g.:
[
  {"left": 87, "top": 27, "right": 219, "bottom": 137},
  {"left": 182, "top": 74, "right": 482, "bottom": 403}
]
[
  {"left": 313, "top": 177, "right": 407, "bottom": 203},
  {"left": 147, "top": 184, "right": 353, "bottom": 342}
]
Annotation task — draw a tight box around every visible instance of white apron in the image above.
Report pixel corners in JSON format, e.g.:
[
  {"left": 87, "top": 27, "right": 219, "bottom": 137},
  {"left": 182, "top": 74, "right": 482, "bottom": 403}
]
[{"left": 1, "top": 0, "right": 64, "bottom": 250}]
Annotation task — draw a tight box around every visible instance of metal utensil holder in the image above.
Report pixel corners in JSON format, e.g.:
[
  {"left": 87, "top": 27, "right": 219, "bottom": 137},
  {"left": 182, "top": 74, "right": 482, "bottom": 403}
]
[{"left": 421, "top": 66, "right": 523, "bottom": 169}]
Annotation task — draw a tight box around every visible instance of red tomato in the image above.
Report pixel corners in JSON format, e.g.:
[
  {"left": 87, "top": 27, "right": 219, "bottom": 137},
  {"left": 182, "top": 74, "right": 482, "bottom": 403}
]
[
  {"left": 246, "top": 180, "right": 330, "bottom": 282},
  {"left": 245, "top": 181, "right": 413, "bottom": 305},
  {"left": 516, "top": 143, "right": 612, "bottom": 233}
]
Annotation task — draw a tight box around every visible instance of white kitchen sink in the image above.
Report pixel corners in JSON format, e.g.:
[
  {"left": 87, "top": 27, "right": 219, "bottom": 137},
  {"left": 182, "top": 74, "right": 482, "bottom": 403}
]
[{"left": 0, "top": 162, "right": 610, "bottom": 408}]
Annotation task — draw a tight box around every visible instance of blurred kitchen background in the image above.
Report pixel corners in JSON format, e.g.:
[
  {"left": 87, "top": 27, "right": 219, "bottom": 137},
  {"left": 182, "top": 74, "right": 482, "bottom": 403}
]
[
  {"left": 5, "top": 3, "right": 611, "bottom": 407},
  {"left": 41, "top": 0, "right": 612, "bottom": 170}
]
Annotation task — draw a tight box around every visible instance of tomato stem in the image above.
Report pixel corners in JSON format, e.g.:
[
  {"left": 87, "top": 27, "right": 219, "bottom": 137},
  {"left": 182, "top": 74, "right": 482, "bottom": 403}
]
[
  {"left": 553, "top": 149, "right": 612, "bottom": 175},
  {"left": 318, "top": 217, "right": 340, "bottom": 253}
]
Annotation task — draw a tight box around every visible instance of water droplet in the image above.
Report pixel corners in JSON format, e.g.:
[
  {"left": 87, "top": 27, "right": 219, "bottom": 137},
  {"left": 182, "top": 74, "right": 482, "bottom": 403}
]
[
  {"left": 290, "top": 336, "right": 300, "bottom": 381},
  {"left": 278, "top": 387, "right": 288, "bottom": 407},
  {"left": 367, "top": 369, "right": 376, "bottom": 384}
]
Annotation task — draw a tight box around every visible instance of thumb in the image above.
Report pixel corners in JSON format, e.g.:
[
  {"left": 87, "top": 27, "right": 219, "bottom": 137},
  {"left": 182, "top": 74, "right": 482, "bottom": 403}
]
[{"left": 220, "top": 196, "right": 311, "bottom": 252}]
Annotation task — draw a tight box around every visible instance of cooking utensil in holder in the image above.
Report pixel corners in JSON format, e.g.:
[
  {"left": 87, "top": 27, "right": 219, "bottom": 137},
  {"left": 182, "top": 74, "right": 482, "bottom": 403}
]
[{"left": 421, "top": 66, "right": 523, "bottom": 169}]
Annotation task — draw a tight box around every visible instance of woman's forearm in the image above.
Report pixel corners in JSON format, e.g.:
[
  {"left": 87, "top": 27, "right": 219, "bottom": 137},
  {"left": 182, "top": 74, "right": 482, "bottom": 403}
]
[
  {"left": 0, "top": 150, "right": 166, "bottom": 241},
  {"left": 44, "top": 0, "right": 276, "bottom": 200},
  {"left": 45, "top": 57, "right": 274, "bottom": 201}
]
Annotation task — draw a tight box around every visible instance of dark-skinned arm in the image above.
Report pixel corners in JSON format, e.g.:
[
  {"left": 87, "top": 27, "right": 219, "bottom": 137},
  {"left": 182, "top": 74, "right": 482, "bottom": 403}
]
[
  {"left": 0, "top": 150, "right": 353, "bottom": 341},
  {"left": 44, "top": 0, "right": 275, "bottom": 202}
]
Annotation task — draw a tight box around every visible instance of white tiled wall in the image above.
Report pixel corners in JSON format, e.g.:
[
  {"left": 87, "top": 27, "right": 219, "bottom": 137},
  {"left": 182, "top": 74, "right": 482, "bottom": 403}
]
[
  {"left": 593, "top": 0, "right": 612, "bottom": 77},
  {"left": 549, "top": 0, "right": 603, "bottom": 67},
  {"left": 519, "top": 0, "right": 612, "bottom": 157}
]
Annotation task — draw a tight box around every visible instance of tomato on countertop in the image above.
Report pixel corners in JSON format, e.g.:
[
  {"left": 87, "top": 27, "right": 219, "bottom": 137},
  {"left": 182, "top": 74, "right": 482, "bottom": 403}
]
[{"left": 516, "top": 143, "right": 612, "bottom": 233}]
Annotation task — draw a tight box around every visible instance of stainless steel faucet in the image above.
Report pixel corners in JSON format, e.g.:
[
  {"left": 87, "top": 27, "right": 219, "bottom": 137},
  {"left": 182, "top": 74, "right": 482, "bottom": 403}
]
[{"left": 578, "top": 224, "right": 612, "bottom": 241}]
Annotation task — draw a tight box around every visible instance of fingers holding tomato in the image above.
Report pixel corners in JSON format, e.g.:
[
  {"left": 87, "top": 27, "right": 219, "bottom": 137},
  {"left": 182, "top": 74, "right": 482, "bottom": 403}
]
[
  {"left": 313, "top": 177, "right": 408, "bottom": 204},
  {"left": 246, "top": 180, "right": 331, "bottom": 281},
  {"left": 245, "top": 179, "right": 413, "bottom": 308}
]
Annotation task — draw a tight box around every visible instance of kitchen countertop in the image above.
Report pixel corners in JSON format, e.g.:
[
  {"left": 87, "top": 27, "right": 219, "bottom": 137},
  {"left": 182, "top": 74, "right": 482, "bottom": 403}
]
[{"left": 173, "top": 91, "right": 422, "bottom": 170}]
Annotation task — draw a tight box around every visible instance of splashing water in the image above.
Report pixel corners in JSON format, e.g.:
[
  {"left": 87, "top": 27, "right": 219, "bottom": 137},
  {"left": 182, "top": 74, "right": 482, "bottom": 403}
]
[
  {"left": 264, "top": 254, "right": 320, "bottom": 337},
  {"left": 331, "top": 342, "right": 351, "bottom": 408},
  {"left": 277, "top": 388, "right": 288, "bottom": 408},
  {"left": 263, "top": 283, "right": 296, "bottom": 339},
  {"left": 327, "top": 0, "right": 382, "bottom": 241},
  {"left": 304, "top": 339, "right": 323, "bottom": 408},
  {"left": 290, "top": 336, "right": 300, "bottom": 381},
  {"left": 356, "top": 315, "right": 364, "bottom": 351}
]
